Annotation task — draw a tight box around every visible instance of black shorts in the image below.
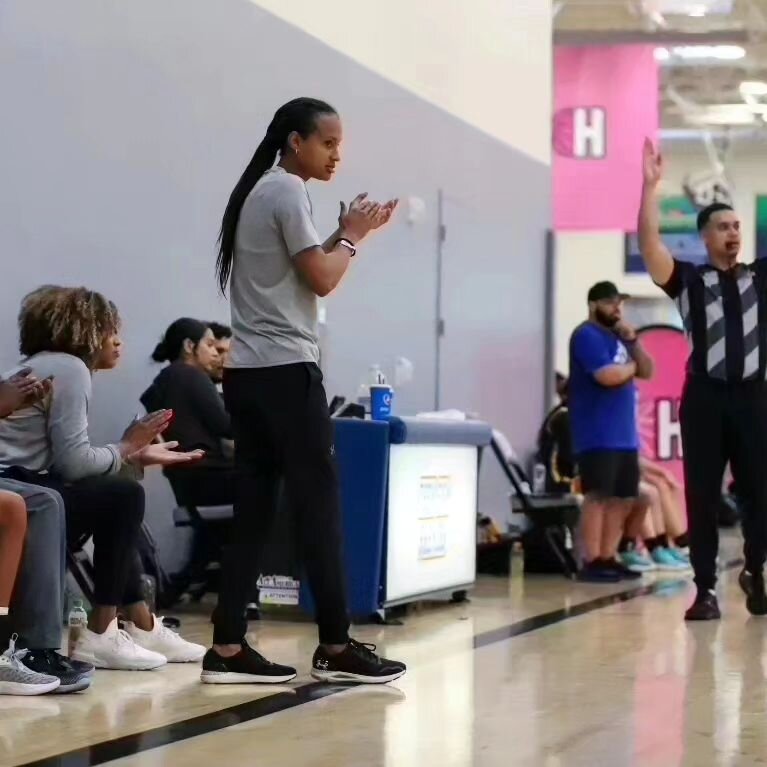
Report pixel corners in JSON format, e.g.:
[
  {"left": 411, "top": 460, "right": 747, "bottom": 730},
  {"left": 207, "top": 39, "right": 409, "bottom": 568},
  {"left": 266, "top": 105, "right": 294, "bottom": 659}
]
[{"left": 577, "top": 450, "right": 639, "bottom": 500}]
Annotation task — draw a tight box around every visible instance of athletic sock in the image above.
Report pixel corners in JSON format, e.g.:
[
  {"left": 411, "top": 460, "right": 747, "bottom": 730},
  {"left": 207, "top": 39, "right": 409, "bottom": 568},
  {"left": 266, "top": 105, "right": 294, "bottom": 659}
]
[
  {"left": 674, "top": 533, "right": 690, "bottom": 549},
  {"left": 645, "top": 534, "right": 668, "bottom": 552},
  {"left": 618, "top": 537, "right": 635, "bottom": 554}
]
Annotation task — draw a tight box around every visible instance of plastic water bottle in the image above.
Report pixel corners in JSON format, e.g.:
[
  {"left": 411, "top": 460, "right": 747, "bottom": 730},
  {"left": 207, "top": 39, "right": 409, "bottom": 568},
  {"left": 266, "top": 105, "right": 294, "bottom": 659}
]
[
  {"left": 140, "top": 573, "right": 157, "bottom": 615},
  {"left": 532, "top": 463, "right": 547, "bottom": 495},
  {"left": 67, "top": 599, "right": 88, "bottom": 657}
]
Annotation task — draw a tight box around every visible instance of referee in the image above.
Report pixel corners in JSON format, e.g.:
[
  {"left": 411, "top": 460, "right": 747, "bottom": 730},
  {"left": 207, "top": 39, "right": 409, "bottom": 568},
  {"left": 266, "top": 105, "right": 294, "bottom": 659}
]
[{"left": 639, "top": 138, "right": 767, "bottom": 620}]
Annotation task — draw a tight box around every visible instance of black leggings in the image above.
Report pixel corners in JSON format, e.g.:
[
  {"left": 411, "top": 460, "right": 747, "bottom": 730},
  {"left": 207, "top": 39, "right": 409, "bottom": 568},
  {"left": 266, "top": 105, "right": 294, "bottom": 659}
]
[
  {"left": 3, "top": 468, "right": 145, "bottom": 606},
  {"left": 213, "top": 363, "right": 349, "bottom": 646},
  {"left": 680, "top": 377, "right": 767, "bottom": 591}
]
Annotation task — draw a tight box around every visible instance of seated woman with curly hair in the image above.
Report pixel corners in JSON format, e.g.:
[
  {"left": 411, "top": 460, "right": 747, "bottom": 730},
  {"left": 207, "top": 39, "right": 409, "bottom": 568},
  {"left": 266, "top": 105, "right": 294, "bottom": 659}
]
[{"left": 0, "top": 286, "right": 206, "bottom": 671}]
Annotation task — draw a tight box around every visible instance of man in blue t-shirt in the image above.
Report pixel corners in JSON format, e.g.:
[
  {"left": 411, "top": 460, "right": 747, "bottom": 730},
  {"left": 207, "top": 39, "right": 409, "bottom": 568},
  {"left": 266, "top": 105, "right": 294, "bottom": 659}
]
[{"left": 569, "top": 282, "right": 655, "bottom": 583}]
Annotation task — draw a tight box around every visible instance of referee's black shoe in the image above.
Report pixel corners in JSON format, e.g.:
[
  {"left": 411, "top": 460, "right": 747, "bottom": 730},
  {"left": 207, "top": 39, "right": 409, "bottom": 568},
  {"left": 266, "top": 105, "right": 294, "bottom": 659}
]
[
  {"left": 685, "top": 589, "right": 721, "bottom": 621},
  {"left": 741, "top": 569, "right": 767, "bottom": 616},
  {"left": 739, "top": 568, "right": 753, "bottom": 597}
]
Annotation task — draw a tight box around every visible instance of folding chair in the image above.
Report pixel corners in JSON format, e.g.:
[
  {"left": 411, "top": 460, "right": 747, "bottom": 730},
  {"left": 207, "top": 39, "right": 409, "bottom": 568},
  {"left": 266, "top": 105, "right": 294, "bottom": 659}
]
[
  {"left": 171, "top": 503, "right": 234, "bottom": 601},
  {"left": 490, "top": 431, "right": 580, "bottom": 578}
]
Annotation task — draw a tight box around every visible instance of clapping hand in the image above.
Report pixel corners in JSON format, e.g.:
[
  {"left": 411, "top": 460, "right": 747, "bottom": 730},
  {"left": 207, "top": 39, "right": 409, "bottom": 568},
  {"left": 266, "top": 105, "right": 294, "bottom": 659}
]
[
  {"left": 370, "top": 199, "right": 398, "bottom": 230},
  {"left": 119, "top": 410, "right": 173, "bottom": 458},
  {"left": 338, "top": 194, "right": 399, "bottom": 243},
  {"left": 132, "top": 441, "right": 205, "bottom": 468},
  {"left": 0, "top": 368, "right": 52, "bottom": 418}
]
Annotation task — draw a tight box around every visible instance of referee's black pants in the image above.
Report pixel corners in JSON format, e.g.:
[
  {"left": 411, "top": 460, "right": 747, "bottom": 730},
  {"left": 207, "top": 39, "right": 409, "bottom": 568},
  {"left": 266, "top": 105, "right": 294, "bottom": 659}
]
[
  {"left": 212, "top": 363, "right": 350, "bottom": 646},
  {"left": 680, "top": 376, "right": 767, "bottom": 592}
]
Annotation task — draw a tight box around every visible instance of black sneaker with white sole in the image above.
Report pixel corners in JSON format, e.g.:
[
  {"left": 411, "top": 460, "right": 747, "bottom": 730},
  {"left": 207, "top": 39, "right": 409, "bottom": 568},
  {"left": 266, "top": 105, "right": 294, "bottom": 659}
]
[
  {"left": 200, "top": 641, "right": 297, "bottom": 684},
  {"left": 21, "top": 649, "right": 92, "bottom": 693},
  {"left": 311, "top": 639, "right": 406, "bottom": 685}
]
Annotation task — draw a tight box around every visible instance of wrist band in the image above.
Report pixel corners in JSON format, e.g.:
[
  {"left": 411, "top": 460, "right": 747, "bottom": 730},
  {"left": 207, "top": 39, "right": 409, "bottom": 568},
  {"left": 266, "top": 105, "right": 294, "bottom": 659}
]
[{"left": 334, "top": 238, "right": 357, "bottom": 257}]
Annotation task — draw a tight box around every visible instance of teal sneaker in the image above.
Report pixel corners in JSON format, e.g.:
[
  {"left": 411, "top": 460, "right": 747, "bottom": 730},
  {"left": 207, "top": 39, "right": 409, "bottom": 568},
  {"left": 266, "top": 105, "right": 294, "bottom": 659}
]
[
  {"left": 668, "top": 548, "right": 691, "bottom": 569},
  {"left": 651, "top": 547, "right": 690, "bottom": 572},
  {"left": 620, "top": 550, "right": 656, "bottom": 573}
]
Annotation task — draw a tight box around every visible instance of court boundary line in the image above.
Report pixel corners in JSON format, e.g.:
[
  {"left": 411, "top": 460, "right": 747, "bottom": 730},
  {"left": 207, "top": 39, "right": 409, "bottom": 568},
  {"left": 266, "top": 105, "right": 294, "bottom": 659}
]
[{"left": 18, "top": 562, "right": 741, "bottom": 767}]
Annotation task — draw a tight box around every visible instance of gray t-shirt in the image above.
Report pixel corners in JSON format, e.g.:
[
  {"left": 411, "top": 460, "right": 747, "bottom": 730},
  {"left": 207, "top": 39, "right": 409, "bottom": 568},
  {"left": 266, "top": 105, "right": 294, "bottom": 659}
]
[{"left": 229, "top": 166, "right": 323, "bottom": 368}]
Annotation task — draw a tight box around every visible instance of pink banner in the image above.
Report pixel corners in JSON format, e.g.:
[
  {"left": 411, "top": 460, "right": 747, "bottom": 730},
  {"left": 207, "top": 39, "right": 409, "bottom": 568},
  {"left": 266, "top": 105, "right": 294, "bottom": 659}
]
[
  {"left": 635, "top": 326, "right": 687, "bottom": 488},
  {"left": 553, "top": 45, "right": 658, "bottom": 231}
]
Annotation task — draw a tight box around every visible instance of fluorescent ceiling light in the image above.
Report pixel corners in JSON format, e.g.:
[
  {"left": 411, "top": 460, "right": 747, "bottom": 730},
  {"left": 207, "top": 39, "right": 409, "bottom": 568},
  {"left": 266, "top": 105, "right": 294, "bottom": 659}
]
[
  {"left": 680, "top": 45, "right": 744, "bottom": 60},
  {"left": 655, "top": 0, "right": 733, "bottom": 13},
  {"left": 656, "top": 45, "right": 746, "bottom": 64},
  {"left": 685, "top": 104, "right": 756, "bottom": 126}
]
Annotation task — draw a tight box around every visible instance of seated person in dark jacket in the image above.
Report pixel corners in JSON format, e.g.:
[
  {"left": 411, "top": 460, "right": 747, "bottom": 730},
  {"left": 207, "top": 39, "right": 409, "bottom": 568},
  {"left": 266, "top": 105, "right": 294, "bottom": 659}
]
[
  {"left": 536, "top": 374, "right": 574, "bottom": 493},
  {"left": 141, "top": 318, "right": 233, "bottom": 507}
]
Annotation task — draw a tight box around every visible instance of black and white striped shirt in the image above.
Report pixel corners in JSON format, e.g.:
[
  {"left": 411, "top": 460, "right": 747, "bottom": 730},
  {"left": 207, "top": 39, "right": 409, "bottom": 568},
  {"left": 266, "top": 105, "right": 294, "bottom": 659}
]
[{"left": 662, "top": 259, "right": 767, "bottom": 382}]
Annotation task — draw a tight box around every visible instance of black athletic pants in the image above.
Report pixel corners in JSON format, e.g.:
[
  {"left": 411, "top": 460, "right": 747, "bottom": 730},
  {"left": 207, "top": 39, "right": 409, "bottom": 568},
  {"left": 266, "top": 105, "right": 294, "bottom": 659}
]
[
  {"left": 212, "top": 363, "right": 350, "bottom": 645},
  {"left": 2, "top": 468, "right": 145, "bottom": 606},
  {"left": 680, "top": 376, "right": 767, "bottom": 591}
]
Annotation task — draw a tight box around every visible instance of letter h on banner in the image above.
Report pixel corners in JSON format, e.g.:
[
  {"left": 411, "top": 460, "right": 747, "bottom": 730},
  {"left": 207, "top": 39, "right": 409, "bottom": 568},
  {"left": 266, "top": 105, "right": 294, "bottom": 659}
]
[
  {"left": 656, "top": 399, "right": 683, "bottom": 461},
  {"left": 573, "top": 107, "right": 606, "bottom": 159}
]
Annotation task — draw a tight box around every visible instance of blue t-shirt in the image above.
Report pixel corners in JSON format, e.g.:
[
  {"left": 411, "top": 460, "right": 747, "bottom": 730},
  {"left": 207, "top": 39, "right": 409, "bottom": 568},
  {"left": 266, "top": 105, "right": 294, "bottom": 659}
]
[{"left": 568, "top": 322, "right": 638, "bottom": 455}]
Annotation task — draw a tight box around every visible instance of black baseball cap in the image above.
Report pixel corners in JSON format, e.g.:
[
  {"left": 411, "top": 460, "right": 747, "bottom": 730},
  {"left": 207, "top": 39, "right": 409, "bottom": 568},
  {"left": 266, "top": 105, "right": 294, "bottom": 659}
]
[{"left": 587, "top": 281, "right": 630, "bottom": 303}]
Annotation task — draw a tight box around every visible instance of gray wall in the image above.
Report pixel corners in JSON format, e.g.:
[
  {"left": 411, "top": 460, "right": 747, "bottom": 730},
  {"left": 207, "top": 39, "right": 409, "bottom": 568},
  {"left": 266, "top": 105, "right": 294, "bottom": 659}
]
[{"left": 0, "top": 0, "right": 550, "bottom": 568}]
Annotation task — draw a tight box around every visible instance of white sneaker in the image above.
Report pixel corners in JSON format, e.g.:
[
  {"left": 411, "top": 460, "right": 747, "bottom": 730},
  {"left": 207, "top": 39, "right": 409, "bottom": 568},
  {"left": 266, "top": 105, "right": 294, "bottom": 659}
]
[
  {"left": 71, "top": 618, "right": 167, "bottom": 671},
  {"left": 124, "top": 615, "right": 206, "bottom": 663}
]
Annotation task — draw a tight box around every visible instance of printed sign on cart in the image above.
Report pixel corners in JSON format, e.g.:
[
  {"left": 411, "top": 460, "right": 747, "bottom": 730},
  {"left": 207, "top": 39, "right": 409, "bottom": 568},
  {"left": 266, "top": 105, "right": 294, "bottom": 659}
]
[
  {"left": 256, "top": 574, "right": 300, "bottom": 606},
  {"left": 417, "top": 475, "right": 452, "bottom": 560},
  {"left": 386, "top": 444, "right": 478, "bottom": 604}
]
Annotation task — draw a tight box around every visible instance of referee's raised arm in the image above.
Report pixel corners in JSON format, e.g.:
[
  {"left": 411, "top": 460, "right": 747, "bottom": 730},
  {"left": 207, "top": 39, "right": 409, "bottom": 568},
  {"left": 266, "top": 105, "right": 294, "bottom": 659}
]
[{"left": 637, "top": 138, "right": 675, "bottom": 288}]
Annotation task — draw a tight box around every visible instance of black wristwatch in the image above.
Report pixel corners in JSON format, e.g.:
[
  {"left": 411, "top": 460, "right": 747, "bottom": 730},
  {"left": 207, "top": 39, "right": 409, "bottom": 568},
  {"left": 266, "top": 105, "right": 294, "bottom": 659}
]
[{"left": 335, "top": 238, "right": 357, "bottom": 257}]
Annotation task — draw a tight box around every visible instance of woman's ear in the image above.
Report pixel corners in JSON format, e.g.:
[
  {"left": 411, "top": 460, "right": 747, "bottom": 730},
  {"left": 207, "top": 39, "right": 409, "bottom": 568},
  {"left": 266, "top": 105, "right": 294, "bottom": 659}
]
[
  {"left": 286, "top": 130, "right": 300, "bottom": 154},
  {"left": 182, "top": 338, "right": 195, "bottom": 357}
]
